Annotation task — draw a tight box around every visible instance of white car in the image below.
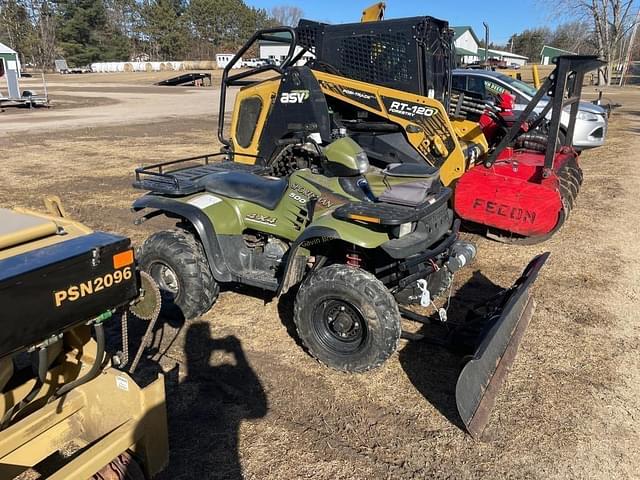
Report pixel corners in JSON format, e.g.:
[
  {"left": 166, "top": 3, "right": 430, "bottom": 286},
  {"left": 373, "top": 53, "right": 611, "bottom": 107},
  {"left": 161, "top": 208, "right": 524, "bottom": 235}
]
[
  {"left": 452, "top": 69, "right": 608, "bottom": 149},
  {"left": 241, "top": 58, "right": 268, "bottom": 68}
]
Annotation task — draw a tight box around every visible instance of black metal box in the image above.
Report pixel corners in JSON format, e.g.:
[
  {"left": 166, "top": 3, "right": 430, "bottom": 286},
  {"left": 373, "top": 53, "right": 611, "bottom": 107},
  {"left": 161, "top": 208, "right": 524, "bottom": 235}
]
[{"left": 0, "top": 232, "right": 138, "bottom": 358}]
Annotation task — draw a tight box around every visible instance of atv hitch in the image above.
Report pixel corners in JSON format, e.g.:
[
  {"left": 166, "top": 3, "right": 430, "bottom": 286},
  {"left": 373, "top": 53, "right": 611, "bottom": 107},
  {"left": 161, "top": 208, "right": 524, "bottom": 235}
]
[{"left": 399, "top": 252, "right": 549, "bottom": 437}]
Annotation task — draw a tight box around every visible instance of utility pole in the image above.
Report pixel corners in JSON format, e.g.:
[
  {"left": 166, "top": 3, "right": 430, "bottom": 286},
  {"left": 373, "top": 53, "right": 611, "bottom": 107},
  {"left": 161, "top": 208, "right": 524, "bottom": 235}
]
[{"left": 619, "top": 8, "right": 640, "bottom": 86}]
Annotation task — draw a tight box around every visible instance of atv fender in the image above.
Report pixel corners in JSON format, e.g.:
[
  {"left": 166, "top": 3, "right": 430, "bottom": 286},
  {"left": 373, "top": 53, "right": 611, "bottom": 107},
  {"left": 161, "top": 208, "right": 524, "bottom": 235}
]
[
  {"left": 132, "top": 195, "right": 233, "bottom": 282},
  {"left": 278, "top": 226, "right": 340, "bottom": 296}
]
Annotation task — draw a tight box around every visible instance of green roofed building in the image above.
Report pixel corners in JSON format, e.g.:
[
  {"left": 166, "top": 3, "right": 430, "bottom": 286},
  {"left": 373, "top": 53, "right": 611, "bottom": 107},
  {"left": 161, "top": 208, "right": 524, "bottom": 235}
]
[
  {"left": 452, "top": 26, "right": 481, "bottom": 64},
  {"left": 0, "top": 42, "right": 20, "bottom": 76},
  {"left": 0, "top": 42, "right": 21, "bottom": 98},
  {"left": 540, "top": 45, "right": 576, "bottom": 65}
]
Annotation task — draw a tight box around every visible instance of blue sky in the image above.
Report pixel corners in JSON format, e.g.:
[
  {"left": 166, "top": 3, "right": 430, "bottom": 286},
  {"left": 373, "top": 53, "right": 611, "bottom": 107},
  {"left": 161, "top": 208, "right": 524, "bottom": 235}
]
[{"left": 246, "top": 0, "right": 560, "bottom": 45}]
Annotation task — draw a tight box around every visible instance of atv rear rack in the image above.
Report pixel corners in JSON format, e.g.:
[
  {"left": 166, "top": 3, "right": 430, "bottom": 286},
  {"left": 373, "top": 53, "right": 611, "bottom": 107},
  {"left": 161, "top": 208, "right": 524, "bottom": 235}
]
[{"left": 133, "top": 153, "right": 267, "bottom": 195}]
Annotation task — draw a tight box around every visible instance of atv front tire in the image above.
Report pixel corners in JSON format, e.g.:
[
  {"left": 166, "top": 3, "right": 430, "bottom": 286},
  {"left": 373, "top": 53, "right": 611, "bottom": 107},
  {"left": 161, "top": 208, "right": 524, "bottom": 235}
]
[
  {"left": 138, "top": 229, "right": 219, "bottom": 321},
  {"left": 294, "top": 265, "right": 401, "bottom": 373}
]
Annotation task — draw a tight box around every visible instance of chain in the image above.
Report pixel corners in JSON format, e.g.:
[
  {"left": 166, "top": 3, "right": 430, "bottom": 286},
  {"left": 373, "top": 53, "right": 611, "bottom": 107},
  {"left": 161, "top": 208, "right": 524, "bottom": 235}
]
[
  {"left": 129, "top": 310, "right": 160, "bottom": 374},
  {"left": 120, "top": 310, "right": 129, "bottom": 368}
]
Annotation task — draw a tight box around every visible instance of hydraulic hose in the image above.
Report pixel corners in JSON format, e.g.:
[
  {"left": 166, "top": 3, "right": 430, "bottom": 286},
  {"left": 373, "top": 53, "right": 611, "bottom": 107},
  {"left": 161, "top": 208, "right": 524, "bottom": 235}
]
[
  {"left": 514, "top": 132, "right": 549, "bottom": 152},
  {"left": 53, "top": 322, "right": 106, "bottom": 399},
  {"left": 0, "top": 346, "right": 48, "bottom": 430}
]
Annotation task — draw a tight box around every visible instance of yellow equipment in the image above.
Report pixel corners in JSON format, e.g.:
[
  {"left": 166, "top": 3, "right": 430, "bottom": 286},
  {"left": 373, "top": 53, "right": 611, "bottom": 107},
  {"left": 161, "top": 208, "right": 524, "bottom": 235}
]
[
  {"left": 360, "top": 2, "right": 385, "bottom": 22},
  {"left": 229, "top": 68, "right": 487, "bottom": 186},
  {"left": 532, "top": 64, "right": 541, "bottom": 88},
  {"left": 0, "top": 199, "right": 168, "bottom": 478},
  {"left": 219, "top": 19, "right": 487, "bottom": 187}
]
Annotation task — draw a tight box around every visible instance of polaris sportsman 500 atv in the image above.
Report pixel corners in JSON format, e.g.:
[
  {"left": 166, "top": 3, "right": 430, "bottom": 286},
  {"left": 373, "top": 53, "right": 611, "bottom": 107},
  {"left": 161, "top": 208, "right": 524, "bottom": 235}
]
[{"left": 132, "top": 136, "right": 548, "bottom": 437}]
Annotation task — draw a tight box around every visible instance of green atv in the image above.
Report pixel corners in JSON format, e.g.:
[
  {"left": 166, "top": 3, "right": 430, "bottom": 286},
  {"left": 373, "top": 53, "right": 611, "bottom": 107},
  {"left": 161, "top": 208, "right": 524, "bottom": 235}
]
[
  {"left": 133, "top": 137, "right": 472, "bottom": 371},
  {"left": 132, "top": 136, "right": 548, "bottom": 436}
]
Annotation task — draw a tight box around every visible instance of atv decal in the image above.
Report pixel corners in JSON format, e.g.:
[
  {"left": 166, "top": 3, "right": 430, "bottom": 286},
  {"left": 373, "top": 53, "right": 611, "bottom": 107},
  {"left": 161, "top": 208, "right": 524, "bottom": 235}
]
[
  {"left": 318, "top": 80, "right": 382, "bottom": 111},
  {"left": 291, "top": 181, "right": 347, "bottom": 214},
  {"left": 317, "top": 196, "right": 335, "bottom": 209},
  {"left": 289, "top": 192, "right": 308, "bottom": 204},
  {"left": 382, "top": 97, "right": 438, "bottom": 119},
  {"left": 280, "top": 90, "right": 310, "bottom": 103},
  {"left": 291, "top": 183, "right": 316, "bottom": 199},
  {"left": 188, "top": 193, "right": 222, "bottom": 209},
  {"left": 245, "top": 213, "right": 278, "bottom": 225}
]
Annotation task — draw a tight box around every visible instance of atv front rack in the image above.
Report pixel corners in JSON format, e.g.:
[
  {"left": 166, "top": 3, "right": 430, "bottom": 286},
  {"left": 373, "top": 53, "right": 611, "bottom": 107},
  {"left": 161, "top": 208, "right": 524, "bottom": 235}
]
[
  {"left": 133, "top": 153, "right": 267, "bottom": 195},
  {"left": 333, "top": 196, "right": 448, "bottom": 226}
]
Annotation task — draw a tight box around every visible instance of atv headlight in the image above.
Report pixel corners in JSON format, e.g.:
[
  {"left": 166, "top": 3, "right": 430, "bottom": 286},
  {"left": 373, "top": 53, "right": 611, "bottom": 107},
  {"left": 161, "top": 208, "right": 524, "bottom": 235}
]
[
  {"left": 391, "top": 222, "right": 414, "bottom": 238},
  {"left": 355, "top": 151, "right": 370, "bottom": 174},
  {"left": 576, "top": 110, "right": 599, "bottom": 121},
  {"left": 398, "top": 222, "right": 413, "bottom": 237}
]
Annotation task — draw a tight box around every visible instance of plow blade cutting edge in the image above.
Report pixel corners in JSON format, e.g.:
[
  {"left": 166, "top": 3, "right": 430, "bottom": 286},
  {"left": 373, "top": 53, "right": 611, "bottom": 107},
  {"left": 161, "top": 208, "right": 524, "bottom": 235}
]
[{"left": 455, "top": 252, "right": 549, "bottom": 438}]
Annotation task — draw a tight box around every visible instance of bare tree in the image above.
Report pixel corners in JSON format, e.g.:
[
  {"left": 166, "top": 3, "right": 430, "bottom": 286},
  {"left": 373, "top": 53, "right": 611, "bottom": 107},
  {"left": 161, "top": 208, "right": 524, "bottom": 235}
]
[
  {"left": 550, "top": 21, "right": 596, "bottom": 53},
  {"left": 270, "top": 5, "right": 303, "bottom": 27},
  {"left": 10, "top": 0, "right": 56, "bottom": 69},
  {"left": 546, "top": 0, "right": 638, "bottom": 84}
]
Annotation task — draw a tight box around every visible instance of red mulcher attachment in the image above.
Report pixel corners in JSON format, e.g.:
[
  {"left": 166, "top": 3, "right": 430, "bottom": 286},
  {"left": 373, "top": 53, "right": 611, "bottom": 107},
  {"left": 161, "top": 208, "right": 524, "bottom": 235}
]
[{"left": 454, "top": 56, "right": 604, "bottom": 244}]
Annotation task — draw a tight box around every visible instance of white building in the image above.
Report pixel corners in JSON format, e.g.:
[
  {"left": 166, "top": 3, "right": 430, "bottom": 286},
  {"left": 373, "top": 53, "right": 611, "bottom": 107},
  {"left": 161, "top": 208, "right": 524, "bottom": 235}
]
[
  {"left": 478, "top": 48, "right": 528, "bottom": 67},
  {"left": 216, "top": 53, "right": 242, "bottom": 69},
  {"left": 452, "top": 26, "right": 529, "bottom": 66},
  {"left": 258, "top": 41, "right": 314, "bottom": 66},
  {"left": 452, "top": 26, "right": 480, "bottom": 64}
]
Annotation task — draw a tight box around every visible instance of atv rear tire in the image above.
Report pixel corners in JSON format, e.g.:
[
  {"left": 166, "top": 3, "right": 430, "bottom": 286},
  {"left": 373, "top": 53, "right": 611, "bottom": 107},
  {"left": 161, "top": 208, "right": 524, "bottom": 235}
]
[
  {"left": 138, "top": 229, "right": 219, "bottom": 321},
  {"left": 294, "top": 264, "right": 401, "bottom": 373}
]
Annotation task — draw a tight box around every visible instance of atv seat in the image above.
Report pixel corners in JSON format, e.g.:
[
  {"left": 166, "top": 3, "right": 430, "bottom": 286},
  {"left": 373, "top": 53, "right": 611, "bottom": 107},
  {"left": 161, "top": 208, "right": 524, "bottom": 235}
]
[{"left": 197, "top": 171, "right": 288, "bottom": 210}]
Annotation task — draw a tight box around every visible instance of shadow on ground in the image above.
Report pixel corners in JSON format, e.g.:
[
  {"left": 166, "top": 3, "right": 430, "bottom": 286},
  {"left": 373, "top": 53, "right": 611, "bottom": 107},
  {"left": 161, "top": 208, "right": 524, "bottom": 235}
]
[{"left": 129, "top": 321, "right": 268, "bottom": 480}]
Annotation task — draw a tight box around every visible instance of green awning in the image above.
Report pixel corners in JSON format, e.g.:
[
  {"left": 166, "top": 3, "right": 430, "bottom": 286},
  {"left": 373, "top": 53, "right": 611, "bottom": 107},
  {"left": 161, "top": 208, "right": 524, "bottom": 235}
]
[{"left": 455, "top": 47, "right": 478, "bottom": 57}]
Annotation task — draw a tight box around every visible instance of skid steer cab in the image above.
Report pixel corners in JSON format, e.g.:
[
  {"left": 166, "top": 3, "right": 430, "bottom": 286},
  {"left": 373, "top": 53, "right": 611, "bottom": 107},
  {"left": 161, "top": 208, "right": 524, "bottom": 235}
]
[
  {"left": 0, "top": 199, "right": 168, "bottom": 478},
  {"left": 133, "top": 136, "right": 549, "bottom": 437}
]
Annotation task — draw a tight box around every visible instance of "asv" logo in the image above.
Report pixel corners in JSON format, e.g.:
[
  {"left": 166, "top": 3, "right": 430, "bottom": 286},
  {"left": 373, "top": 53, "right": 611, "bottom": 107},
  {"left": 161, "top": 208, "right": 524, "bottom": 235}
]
[{"left": 280, "top": 90, "right": 310, "bottom": 103}]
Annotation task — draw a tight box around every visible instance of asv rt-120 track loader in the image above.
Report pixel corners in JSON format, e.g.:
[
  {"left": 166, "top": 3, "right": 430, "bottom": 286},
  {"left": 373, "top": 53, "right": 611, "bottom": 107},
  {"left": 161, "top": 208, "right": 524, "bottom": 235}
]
[
  {"left": 0, "top": 198, "right": 168, "bottom": 478},
  {"left": 217, "top": 18, "right": 603, "bottom": 243}
]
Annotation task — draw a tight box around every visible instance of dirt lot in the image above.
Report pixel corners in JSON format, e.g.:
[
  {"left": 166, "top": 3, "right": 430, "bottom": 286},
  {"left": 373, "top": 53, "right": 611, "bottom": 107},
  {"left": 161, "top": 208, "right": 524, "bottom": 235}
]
[{"left": 1, "top": 75, "right": 639, "bottom": 479}]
